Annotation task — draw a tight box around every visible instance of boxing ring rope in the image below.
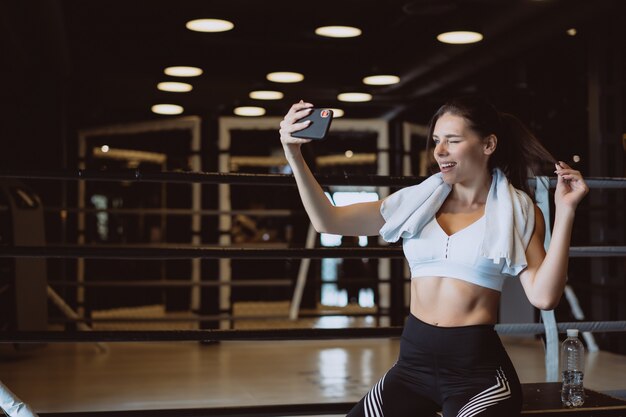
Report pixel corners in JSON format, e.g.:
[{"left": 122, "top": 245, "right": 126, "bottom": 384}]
[
  {"left": 0, "top": 170, "right": 418, "bottom": 186},
  {"left": 46, "top": 312, "right": 381, "bottom": 324},
  {"left": 1, "top": 169, "right": 626, "bottom": 188},
  {"left": 2, "top": 321, "right": 626, "bottom": 343},
  {"left": 2, "top": 245, "right": 625, "bottom": 259},
  {"left": 46, "top": 279, "right": 293, "bottom": 287},
  {"left": 41, "top": 207, "right": 299, "bottom": 217}
]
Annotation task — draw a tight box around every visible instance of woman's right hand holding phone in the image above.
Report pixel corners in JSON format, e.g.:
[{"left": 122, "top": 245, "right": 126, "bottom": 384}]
[
  {"left": 277, "top": 100, "right": 385, "bottom": 236},
  {"left": 279, "top": 100, "right": 314, "bottom": 154}
]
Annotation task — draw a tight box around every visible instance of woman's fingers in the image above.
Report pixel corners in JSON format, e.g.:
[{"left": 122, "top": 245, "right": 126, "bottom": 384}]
[
  {"left": 558, "top": 171, "right": 583, "bottom": 179},
  {"left": 279, "top": 100, "right": 313, "bottom": 144},
  {"left": 279, "top": 116, "right": 311, "bottom": 133},
  {"left": 291, "top": 107, "right": 313, "bottom": 123},
  {"left": 555, "top": 161, "right": 574, "bottom": 170},
  {"left": 556, "top": 171, "right": 584, "bottom": 184},
  {"left": 554, "top": 162, "right": 583, "bottom": 179},
  {"left": 554, "top": 161, "right": 589, "bottom": 196},
  {"left": 284, "top": 120, "right": 311, "bottom": 134},
  {"left": 286, "top": 101, "right": 313, "bottom": 119},
  {"left": 280, "top": 101, "right": 315, "bottom": 145},
  {"left": 282, "top": 102, "right": 314, "bottom": 128},
  {"left": 560, "top": 174, "right": 580, "bottom": 181}
]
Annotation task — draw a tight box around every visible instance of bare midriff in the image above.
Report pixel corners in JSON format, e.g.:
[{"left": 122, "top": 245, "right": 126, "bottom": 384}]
[{"left": 410, "top": 276, "right": 500, "bottom": 327}]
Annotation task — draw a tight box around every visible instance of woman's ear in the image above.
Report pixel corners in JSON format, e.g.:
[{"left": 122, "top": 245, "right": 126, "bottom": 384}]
[{"left": 484, "top": 134, "right": 497, "bottom": 155}]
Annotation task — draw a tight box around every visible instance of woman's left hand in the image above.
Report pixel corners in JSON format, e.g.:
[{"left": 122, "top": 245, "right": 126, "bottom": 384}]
[{"left": 554, "top": 161, "right": 589, "bottom": 211}]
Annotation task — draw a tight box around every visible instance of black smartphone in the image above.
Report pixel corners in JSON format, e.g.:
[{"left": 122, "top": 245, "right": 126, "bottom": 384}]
[{"left": 292, "top": 108, "right": 334, "bottom": 140}]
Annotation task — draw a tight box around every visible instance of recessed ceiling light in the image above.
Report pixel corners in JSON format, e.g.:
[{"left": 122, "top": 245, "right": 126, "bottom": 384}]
[
  {"left": 186, "top": 19, "right": 234, "bottom": 33},
  {"left": 101, "top": 145, "right": 110, "bottom": 153},
  {"left": 329, "top": 108, "right": 344, "bottom": 118},
  {"left": 249, "top": 90, "right": 284, "bottom": 100},
  {"left": 152, "top": 104, "right": 184, "bottom": 115},
  {"left": 234, "top": 106, "right": 266, "bottom": 116},
  {"left": 315, "top": 26, "right": 362, "bottom": 38},
  {"left": 157, "top": 82, "right": 193, "bottom": 92},
  {"left": 567, "top": 28, "right": 577, "bottom": 36},
  {"left": 338, "top": 92, "right": 372, "bottom": 102},
  {"left": 437, "top": 31, "right": 483, "bottom": 44},
  {"left": 363, "top": 75, "right": 400, "bottom": 85},
  {"left": 164, "top": 66, "right": 203, "bottom": 77},
  {"left": 345, "top": 150, "right": 354, "bottom": 158},
  {"left": 266, "top": 72, "right": 304, "bottom": 83}
]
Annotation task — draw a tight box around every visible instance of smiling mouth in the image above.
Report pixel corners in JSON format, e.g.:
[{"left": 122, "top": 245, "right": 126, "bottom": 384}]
[{"left": 439, "top": 162, "right": 457, "bottom": 169}]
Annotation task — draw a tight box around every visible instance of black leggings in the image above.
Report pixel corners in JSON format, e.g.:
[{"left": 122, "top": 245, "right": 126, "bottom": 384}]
[{"left": 347, "top": 314, "right": 522, "bottom": 417}]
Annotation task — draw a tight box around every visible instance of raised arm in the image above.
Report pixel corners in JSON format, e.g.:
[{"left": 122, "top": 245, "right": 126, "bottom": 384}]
[
  {"left": 519, "top": 161, "right": 589, "bottom": 310},
  {"left": 280, "top": 101, "right": 385, "bottom": 236}
]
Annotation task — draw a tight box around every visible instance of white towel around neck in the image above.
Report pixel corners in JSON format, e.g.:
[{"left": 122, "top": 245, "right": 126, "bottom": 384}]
[{"left": 379, "top": 168, "right": 535, "bottom": 276}]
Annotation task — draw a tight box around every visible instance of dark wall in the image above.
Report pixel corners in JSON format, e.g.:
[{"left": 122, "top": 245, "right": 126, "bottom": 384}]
[{"left": 0, "top": 0, "right": 70, "bottom": 192}]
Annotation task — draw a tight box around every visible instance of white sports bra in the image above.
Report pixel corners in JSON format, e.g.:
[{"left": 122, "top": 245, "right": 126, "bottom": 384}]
[{"left": 403, "top": 214, "right": 513, "bottom": 292}]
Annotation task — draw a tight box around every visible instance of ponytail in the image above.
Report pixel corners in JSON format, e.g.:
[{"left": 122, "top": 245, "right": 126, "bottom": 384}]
[{"left": 492, "top": 112, "right": 556, "bottom": 197}]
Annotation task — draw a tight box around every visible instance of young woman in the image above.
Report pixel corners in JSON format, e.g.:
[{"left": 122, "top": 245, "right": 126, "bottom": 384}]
[{"left": 279, "top": 96, "right": 588, "bottom": 417}]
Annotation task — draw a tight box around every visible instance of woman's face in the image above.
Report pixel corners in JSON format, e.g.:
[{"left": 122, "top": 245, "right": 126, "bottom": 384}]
[{"left": 431, "top": 113, "right": 491, "bottom": 184}]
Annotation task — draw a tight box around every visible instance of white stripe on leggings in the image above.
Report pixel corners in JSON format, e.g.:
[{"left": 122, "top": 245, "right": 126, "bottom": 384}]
[
  {"left": 456, "top": 368, "right": 512, "bottom": 417},
  {"left": 364, "top": 372, "right": 387, "bottom": 417}
]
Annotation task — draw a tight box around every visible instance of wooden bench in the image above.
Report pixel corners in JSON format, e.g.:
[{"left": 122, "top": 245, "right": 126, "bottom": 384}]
[
  {"left": 36, "top": 383, "right": 626, "bottom": 416},
  {"left": 521, "top": 383, "right": 626, "bottom": 416}
]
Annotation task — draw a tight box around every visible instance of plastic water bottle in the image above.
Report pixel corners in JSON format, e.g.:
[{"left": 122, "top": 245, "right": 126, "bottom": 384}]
[{"left": 561, "top": 328, "right": 585, "bottom": 407}]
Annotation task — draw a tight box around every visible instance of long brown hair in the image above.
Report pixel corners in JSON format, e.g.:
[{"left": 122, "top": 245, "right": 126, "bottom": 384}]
[{"left": 426, "top": 95, "right": 556, "bottom": 197}]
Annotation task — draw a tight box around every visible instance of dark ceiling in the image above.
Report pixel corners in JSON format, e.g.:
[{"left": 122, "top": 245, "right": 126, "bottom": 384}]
[
  {"left": 1, "top": 0, "right": 624, "bottom": 133},
  {"left": 50, "top": 0, "right": 624, "bottom": 125}
]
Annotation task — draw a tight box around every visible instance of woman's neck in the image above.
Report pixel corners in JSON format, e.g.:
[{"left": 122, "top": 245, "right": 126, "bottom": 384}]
[{"left": 450, "top": 171, "right": 492, "bottom": 207}]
